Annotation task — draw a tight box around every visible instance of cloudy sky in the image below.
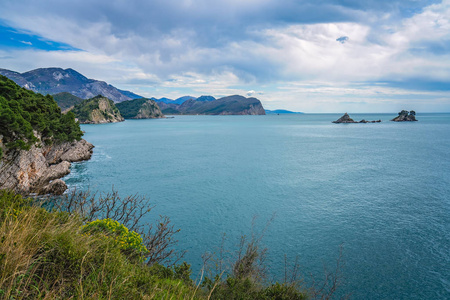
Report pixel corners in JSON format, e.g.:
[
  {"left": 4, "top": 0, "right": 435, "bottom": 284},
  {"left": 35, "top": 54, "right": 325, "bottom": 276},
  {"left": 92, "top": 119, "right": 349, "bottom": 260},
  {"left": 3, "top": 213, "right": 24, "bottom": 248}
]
[{"left": 1, "top": 0, "right": 449, "bottom": 112}]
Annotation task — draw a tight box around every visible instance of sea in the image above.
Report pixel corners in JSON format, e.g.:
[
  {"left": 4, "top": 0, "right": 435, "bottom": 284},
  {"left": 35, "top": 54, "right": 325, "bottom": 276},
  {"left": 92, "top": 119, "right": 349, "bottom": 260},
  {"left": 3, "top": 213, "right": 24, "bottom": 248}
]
[{"left": 63, "top": 113, "right": 450, "bottom": 299}]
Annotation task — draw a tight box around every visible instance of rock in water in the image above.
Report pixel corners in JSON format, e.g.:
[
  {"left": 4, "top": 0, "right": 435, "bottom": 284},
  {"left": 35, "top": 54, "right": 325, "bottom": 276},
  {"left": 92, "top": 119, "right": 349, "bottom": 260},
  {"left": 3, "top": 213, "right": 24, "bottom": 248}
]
[
  {"left": 333, "top": 113, "right": 357, "bottom": 123},
  {"left": 333, "top": 113, "right": 382, "bottom": 124},
  {"left": 391, "top": 110, "right": 417, "bottom": 122}
]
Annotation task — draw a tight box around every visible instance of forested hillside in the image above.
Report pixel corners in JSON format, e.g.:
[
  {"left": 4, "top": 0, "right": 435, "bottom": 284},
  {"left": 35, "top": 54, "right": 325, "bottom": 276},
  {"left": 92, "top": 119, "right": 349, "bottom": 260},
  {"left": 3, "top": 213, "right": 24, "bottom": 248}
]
[{"left": 0, "top": 75, "right": 83, "bottom": 158}]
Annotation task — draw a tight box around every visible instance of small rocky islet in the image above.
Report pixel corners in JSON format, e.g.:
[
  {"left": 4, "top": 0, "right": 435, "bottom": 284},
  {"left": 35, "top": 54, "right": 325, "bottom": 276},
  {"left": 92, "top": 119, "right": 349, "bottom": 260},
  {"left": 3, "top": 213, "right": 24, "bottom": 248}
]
[
  {"left": 391, "top": 110, "right": 417, "bottom": 122},
  {"left": 333, "top": 110, "right": 418, "bottom": 123},
  {"left": 332, "top": 113, "right": 381, "bottom": 123}
]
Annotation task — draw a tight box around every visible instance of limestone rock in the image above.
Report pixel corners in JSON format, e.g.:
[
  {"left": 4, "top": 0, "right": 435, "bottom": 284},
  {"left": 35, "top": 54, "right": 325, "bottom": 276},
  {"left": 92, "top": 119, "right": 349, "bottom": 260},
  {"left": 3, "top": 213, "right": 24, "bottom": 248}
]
[
  {"left": 0, "top": 139, "right": 94, "bottom": 195},
  {"left": 391, "top": 110, "right": 417, "bottom": 122},
  {"left": 333, "top": 113, "right": 382, "bottom": 124},
  {"left": 38, "top": 179, "right": 67, "bottom": 195},
  {"left": 332, "top": 113, "right": 357, "bottom": 123},
  {"left": 71, "top": 95, "right": 124, "bottom": 124}
]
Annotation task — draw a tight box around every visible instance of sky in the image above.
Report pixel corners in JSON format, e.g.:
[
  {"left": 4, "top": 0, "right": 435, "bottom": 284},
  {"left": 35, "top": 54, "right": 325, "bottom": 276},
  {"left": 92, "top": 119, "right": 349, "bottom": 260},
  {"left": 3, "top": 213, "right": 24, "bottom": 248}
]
[{"left": 0, "top": 0, "right": 449, "bottom": 112}]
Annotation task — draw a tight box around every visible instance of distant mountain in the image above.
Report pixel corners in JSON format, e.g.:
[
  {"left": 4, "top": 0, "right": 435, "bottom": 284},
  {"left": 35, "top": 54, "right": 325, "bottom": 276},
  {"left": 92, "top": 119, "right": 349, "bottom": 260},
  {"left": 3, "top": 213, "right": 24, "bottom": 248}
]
[
  {"left": 116, "top": 98, "right": 164, "bottom": 119},
  {"left": 152, "top": 96, "right": 197, "bottom": 105},
  {"left": 52, "top": 92, "right": 84, "bottom": 111},
  {"left": 196, "top": 95, "right": 216, "bottom": 102},
  {"left": 156, "top": 95, "right": 265, "bottom": 115},
  {"left": 265, "top": 109, "right": 303, "bottom": 114},
  {"left": 117, "top": 89, "right": 142, "bottom": 100},
  {"left": 0, "top": 67, "right": 142, "bottom": 103},
  {"left": 152, "top": 97, "right": 174, "bottom": 104},
  {"left": 71, "top": 95, "right": 124, "bottom": 124},
  {"left": 173, "top": 96, "right": 197, "bottom": 104}
]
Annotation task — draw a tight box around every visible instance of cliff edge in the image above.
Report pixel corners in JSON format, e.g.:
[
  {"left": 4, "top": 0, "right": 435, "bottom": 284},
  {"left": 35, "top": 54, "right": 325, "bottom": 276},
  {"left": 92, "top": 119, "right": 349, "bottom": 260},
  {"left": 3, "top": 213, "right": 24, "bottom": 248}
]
[
  {"left": 71, "top": 95, "right": 124, "bottom": 124},
  {"left": 0, "top": 137, "right": 93, "bottom": 195},
  {"left": 0, "top": 75, "right": 93, "bottom": 195}
]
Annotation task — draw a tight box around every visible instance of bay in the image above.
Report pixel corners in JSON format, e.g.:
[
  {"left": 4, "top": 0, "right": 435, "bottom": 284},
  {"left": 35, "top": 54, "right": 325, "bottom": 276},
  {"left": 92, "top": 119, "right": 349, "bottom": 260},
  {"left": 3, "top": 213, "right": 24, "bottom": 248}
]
[{"left": 64, "top": 113, "right": 450, "bottom": 299}]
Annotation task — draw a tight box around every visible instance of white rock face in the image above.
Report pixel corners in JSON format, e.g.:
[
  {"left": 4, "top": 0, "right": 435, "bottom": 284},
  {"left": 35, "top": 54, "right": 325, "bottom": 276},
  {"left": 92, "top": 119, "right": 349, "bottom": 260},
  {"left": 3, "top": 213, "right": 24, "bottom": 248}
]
[{"left": 0, "top": 139, "right": 94, "bottom": 195}]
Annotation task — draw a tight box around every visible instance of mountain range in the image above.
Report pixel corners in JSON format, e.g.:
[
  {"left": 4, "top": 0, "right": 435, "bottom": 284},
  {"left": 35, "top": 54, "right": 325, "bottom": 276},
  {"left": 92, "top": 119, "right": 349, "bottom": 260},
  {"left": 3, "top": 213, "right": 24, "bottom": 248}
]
[
  {"left": 0, "top": 67, "right": 267, "bottom": 115},
  {"left": 0, "top": 67, "right": 142, "bottom": 102},
  {"left": 155, "top": 95, "right": 265, "bottom": 115}
]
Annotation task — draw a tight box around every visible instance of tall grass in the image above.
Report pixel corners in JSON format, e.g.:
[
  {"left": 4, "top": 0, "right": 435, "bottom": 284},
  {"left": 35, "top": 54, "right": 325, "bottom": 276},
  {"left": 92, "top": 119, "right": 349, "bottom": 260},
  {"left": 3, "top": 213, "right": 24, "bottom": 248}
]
[
  {"left": 0, "top": 190, "right": 198, "bottom": 299},
  {"left": 0, "top": 190, "right": 344, "bottom": 299}
]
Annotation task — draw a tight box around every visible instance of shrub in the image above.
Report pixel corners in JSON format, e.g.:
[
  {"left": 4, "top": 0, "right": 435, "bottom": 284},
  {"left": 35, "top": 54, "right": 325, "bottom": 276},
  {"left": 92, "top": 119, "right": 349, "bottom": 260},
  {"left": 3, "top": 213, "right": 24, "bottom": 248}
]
[
  {"left": 0, "top": 192, "right": 199, "bottom": 299},
  {"left": 82, "top": 218, "right": 148, "bottom": 262}
]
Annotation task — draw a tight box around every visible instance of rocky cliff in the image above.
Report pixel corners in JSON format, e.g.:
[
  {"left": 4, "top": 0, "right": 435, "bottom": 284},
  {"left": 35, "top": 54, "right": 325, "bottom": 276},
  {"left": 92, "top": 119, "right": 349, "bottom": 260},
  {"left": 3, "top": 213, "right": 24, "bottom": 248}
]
[
  {"left": 0, "top": 138, "right": 93, "bottom": 195},
  {"left": 116, "top": 98, "right": 164, "bottom": 119},
  {"left": 71, "top": 96, "right": 124, "bottom": 124},
  {"left": 391, "top": 110, "right": 417, "bottom": 121}
]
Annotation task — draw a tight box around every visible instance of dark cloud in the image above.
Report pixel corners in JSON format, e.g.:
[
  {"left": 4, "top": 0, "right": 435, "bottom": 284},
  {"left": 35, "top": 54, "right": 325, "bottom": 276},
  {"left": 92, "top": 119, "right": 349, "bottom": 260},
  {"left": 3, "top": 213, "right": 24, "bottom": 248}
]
[{"left": 0, "top": 0, "right": 448, "bottom": 91}]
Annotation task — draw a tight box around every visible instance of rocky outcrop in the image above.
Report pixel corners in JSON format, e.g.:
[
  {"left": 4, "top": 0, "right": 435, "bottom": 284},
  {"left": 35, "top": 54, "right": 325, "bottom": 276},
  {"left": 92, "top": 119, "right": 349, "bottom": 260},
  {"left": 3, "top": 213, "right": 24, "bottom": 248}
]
[
  {"left": 333, "top": 113, "right": 357, "bottom": 123},
  {"left": 71, "top": 96, "right": 124, "bottom": 124},
  {"left": 0, "top": 139, "right": 94, "bottom": 195},
  {"left": 115, "top": 98, "right": 164, "bottom": 119},
  {"left": 391, "top": 110, "right": 417, "bottom": 122},
  {"left": 333, "top": 113, "right": 381, "bottom": 123},
  {"left": 135, "top": 100, "right": 164, "bottom": 118}
]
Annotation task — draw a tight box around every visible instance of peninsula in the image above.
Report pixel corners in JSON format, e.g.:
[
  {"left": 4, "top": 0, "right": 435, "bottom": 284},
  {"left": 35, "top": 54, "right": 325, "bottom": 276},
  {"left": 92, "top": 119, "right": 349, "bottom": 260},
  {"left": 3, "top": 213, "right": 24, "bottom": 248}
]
[{"left": 0, "top": 75, "right": 93, "bottom": 195}]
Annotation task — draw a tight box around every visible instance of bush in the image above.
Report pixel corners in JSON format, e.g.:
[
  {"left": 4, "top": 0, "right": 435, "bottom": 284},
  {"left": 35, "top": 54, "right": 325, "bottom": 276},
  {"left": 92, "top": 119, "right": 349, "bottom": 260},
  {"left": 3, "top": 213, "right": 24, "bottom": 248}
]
[
  {"left": 0, "top": 191, "right": 199, "bottom": 299},
  {"left": 82, "top": 218, "right": 148, "bottom": 262}
]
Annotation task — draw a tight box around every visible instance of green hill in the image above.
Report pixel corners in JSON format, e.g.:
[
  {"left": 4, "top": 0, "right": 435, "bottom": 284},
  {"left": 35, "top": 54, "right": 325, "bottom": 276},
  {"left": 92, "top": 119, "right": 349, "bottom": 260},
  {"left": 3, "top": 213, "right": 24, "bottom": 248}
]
[
  {"left": 0, "top": 75, "right": 83, "bottom": 157},
  {"left": 71, "top": 95, "right": 124, "bottom": 124},
  {"left": 52, "top": 92, "right": 84, "bottom": 111},
  {"left": 116, "top": 98, "right": 164, "bottom": 119},
  {"left": 156, "top": 95, "right": 265, "bottom": 115}
]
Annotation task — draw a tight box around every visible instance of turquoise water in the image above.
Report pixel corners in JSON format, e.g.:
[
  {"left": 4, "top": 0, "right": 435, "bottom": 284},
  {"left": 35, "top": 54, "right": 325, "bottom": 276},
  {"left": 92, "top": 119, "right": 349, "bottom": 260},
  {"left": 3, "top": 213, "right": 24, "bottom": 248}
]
[{"left": 65, "top": 114, "right": 450, "bottom": 299}]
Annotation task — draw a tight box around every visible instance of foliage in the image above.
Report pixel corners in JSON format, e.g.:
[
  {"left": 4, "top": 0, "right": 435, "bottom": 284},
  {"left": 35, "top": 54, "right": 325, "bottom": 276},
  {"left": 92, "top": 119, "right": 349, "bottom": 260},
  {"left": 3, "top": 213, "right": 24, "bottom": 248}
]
[
  {"left": 52, "top": 92, "right": 84, "bottom": 111},
  {"left": 0, "top": 189, "right": 32, "bottom": 220},
  {"left": 82, "top": 218, "right": 148, "bottom": 261},
  {"left": 0, "top": 189, "right": 345, "bottom": 299},
  {"left": 54, "top": 188, "right": 185, "bottom": 266},
  {"left": 71, "top": 95, "right": 122, "bottom": 123},
  {"left": 0, "top": 75, "right": 83, "bottom": 155},
  {"left": 115, "top": 98, "right": 147, "bottom": 118},
  {"left": 0, "top": 191, "right": 199, "bottom": 299}
]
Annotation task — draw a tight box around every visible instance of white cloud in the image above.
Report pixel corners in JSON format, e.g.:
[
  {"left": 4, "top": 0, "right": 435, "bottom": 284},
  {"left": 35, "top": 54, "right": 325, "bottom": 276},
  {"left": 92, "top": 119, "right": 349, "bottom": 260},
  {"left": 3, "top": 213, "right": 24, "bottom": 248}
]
[{"left": 0, "top": 0, "right": 449, "bottom": 111}]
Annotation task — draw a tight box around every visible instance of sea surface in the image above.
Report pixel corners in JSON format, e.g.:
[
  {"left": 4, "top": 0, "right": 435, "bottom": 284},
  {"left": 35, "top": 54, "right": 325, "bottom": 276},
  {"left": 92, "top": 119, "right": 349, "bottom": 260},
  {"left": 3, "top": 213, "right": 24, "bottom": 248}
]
[{"left": 64, "top": 113, "right": 450, "bottom": 299}]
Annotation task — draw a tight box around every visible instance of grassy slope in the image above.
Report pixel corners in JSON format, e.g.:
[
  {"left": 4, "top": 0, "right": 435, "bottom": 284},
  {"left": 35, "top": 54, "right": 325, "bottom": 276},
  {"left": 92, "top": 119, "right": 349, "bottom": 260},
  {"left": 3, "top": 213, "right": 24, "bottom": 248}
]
[{"left": 0, "top": 190, "right": 310, "bottom": 299}]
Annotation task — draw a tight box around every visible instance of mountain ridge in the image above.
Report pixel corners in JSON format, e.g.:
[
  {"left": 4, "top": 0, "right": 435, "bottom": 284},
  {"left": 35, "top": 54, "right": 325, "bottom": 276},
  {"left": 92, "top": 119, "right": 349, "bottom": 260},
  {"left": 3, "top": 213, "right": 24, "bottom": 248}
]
[
  {"left": 0, "top": 67, "right": 142, "bottom": 103},
  {"left": 155, "top": 95, "right": 265, "bottom": 115}
]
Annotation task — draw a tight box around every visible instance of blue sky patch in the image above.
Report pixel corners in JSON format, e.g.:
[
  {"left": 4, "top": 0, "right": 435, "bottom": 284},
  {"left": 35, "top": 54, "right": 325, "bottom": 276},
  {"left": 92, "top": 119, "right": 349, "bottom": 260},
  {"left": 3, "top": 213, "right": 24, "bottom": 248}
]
[{"left": 0, "top": 22, "right": 79, "bottom": 51}]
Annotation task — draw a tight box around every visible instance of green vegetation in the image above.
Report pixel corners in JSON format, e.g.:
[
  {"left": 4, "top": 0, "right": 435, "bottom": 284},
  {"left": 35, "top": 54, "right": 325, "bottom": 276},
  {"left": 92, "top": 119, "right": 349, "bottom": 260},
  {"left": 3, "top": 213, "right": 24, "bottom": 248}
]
[
  {"left": 115, "top": 98, "right": 147, "bottom": 118},
  {"left": 82, "top": 218, "right": 148, "bottom": 262},
  {"left": 0, "top": 75, "right": 83, "bottom": 157},
  {"left": 0, "top": 190, "right": 195, "bottom": 299},
  {"left": 52, "top": 92, "right": 84, "bottom": 111},
  {"left": 71, "top": 95, "right": 122, "bottom": 123},
  {"left": 0, "top": 188, "right": 345, "bottom": 299},
  {"left": 116, "top": 98, "right": 163, "bottom": 119}
]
